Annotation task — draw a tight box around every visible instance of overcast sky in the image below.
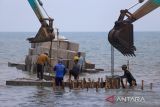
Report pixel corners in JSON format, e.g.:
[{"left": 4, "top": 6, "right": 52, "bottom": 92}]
[{"left": 0, "top": 0, "right": 159, "bottom": 32}]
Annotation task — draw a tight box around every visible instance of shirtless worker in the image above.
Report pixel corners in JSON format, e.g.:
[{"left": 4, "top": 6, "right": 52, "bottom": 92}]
[{"left": 121, "top": 65, "right": 137, "bottom": 88}]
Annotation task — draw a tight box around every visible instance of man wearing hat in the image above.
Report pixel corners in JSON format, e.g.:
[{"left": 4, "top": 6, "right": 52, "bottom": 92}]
[{"left": 121, "top": 65, "right": 137, "bottom": 88}]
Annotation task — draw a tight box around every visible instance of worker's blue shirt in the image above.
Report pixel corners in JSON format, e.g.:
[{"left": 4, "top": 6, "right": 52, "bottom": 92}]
[{"left": 53, "top": 63, "right": 66, "bottom": 78}]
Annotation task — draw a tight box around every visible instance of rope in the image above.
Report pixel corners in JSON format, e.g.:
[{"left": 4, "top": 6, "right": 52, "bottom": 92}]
[
  {"left": 127, "top": 0, "right": 145, "bottom": 10},
  {"left": 37, "top": 0, "right": 50, "bottom": 18}
]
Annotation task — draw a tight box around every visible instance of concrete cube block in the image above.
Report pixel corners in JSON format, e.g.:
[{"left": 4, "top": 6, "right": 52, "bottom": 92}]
[
  {"left": 28, "top": 48, "right": 34, "bottom": 55},
  {"left": 68, "top": 41, "right": 79, "bottom": 51}
]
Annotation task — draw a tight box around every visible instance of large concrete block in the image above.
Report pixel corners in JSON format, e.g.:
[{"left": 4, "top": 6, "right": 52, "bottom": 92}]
[
  {"left": 40, "top": 40, "right": 69, "bottom": 50},
  {"left": 68, "top": 41, "right": 79, "bottom": 51},
  {"left": 31, "top": 55, "right": 38, "bottom": 64},
  {"left": 51, "top": 58, "right": 58, "bottom": 66},
  {"left": 33, "top": 46, "right": 49, "bottom": 55},
  {"left": 31, "top": 43, "right": 36, "bottom": 48},
  {"left": 28, "top": 48, "right": 34, "bottom": 55},
  {"left": 57, "top": 49, "right": 68, "bottom": 59},
  {"left": 59, "top": 41, "right": 69, "bottom": 50},
  {"left": 85, "top": 62, "right": 95, "bottom": 69},
  {"left": 51, "top": 48, "right": 68, "bottom": 59},
  {"left": 67, "top": 50, "right": 76, "bottom": 59}
]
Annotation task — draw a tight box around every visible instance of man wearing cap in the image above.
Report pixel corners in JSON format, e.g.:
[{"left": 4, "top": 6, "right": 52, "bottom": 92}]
[{"left": 121, "top": 65, "right": 137, "bottom": 88}]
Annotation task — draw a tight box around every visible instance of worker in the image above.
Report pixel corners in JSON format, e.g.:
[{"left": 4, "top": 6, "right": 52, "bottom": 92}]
[
  {"left": 69, "top": 59, "right": 80, "bottom": 81},
  {"left": 121, "top": 65, "right": 137, "bottom": 88},
  {"left": 36, "top": 53, "right": 50, "bottom": 80},
  {"left": 53, "top": 59, "right": 66, "bottom": 87},
  {"left": 77, "top": 52, "right": 85, "bottom": 72},
  {"left": 73, "top": 52, "right": 80, "bottom": 62}
]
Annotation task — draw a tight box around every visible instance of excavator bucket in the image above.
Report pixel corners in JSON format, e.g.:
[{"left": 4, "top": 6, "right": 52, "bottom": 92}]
[
  {"left": 108, "top": 21, "right": 136, "bottom": 56},
  {"left": 27, "top": 26, "right": 55, "bottom": 43}
]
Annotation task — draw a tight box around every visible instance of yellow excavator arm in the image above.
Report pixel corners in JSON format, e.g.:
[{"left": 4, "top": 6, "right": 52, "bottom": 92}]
[{"left": 108, "top": 0, "right": 160, "bottom": 56}]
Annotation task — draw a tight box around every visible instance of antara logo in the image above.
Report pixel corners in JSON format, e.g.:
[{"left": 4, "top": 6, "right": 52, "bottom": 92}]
[{"left": 106, "top": 95, "right": 145, "bottom": 103}]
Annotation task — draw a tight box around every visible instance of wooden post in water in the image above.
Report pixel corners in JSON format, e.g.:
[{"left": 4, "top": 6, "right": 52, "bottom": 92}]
[
  {"left": 86, "top": 82, "right": 89, "bottom": 91},
  {"left": 141, "top": 80, "right": 144, "bottom": 90},
  {"left": 88, "top": 78, "right": 91, "bottom": 88},
  {"left": 72, "top": 80, "right": 75, "bottom": 89},
  {"left": 69, "top": 80, "right": 72, "bottom": 92},
  {"left": 105, "top": 80, "right": 108, "bottom": 90},
  {"left": 96, "top": 82, "right": 98, "bottom": 92},
  {"left": 116, "top": 79, "right": 119, "bottom": 89},
  {"left": 83, "top": 78, "right": 86, "bottom": 88},
  {"left": 150, "top": 83, "right": 153, "bottom": 90},
  {"left": 101, "top": 78, "right": 104, "bottom": 88},
  {"left": 81, "top": 80, "right": 84, "bottom": 89},
  {"left": 131, "top": 80, "right": 135, "bottom": 89},
  {"left": 98, "top": 78, "right": 100, "bottom": 88},
  {"left": 112, "top": 79, "right": 116, "bottom": 89},
  {"left": 80, "top": 80, "right": 83, "bottom": 89}
]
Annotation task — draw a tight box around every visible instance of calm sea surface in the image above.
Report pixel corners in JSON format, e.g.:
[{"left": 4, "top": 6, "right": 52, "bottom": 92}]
[{"left": 0, "top": 32, "right": 160, "bottom": 107}]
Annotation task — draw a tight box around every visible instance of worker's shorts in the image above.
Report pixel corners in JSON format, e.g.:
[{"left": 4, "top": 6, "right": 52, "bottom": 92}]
[
  {"left": 55, "top": 77, "right": 63, "bottom": 86},
  {"left": 69, "top": 70, "right": 79, "bottom": 80}
]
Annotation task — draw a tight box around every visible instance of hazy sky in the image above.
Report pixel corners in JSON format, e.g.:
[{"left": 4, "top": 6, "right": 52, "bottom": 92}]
[{"left": 0, "top": 0, "right": 159, "bottom": 32}]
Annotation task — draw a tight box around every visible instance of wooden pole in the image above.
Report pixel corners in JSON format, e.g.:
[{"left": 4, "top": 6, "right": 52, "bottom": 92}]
[
  {"left": 83, "top": 78, "right": 86, "bottom": 88},
  {"left": 105, "top": 80, "right": 108, "bottom": 90},
  {"left": 98, "top": 78, "right": 100, "bottom": 88},
  {"left": 96, "top": 82, "right": 98, "bottom": 92},
  {"left": 69, "top": 80, "right": 72, "bottom": 91},
  {"left": 150, "top": 83, "right": 153, "bottom": 90},
  {"left": 86, "top": 82, "right": 89, "bottom": 91},
  {"left": 88, "top": 78, "right": 91, "bottom": 88},
  {"left": 141, "top": 80, "right": 144, "bottom": 90},
  {"left": 131, "top": 80, "right": 135, "bottom": 89},
  {"left": 112, "top": 79, "right": 115, "bottom": 89},
  {"left": 101, "top": 78, "right": 104, "bottom": 88},
  {"left": 91, "top": 80, "right": 94, "bottom": 88}
]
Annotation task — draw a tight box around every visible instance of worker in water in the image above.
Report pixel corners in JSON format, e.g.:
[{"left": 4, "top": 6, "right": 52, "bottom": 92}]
[
  {"left": 53, "top": 59, "right": 66, "bottom": 87},
  {"left": 77, "top": 52, "right": 85, "bottom": 72},
  {"left": 121, "top": 65, "right": 137, "bottom": 88},
  {"left": 73, "top": 52, "right": 80, "bottom": 62},
  {"left": 74, "top": 52, "right": 85, "bottom": 72},
  {"left": 69, "top": 52, "right": 84, "bottom": 81},
  {"left": 36, "top": 53, "right": 50, "bottom": 80},
  {"left": 69, "top": 59, "right": 80, "bottom": 81}
]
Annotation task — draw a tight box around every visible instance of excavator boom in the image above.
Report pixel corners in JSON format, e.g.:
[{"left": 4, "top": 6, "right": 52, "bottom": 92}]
[
  {"left": 27, "top": 0, "right": 55, "bottom": 43},
  {"left": 108, "top": 0, "right": 160, "bottom": 56}
]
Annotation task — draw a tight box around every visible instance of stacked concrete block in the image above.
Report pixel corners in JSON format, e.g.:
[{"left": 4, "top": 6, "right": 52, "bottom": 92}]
[
  {"left": 31, "top": 40, "right": 79, "bottom": 52},
  {"left": 25, "top": 39, "right": 84, "bottom": 72},
  {"left": 28, "top": 48, "right": 33, "bottom": 56},
  {"left": 68, "top": 41, "right": 79, "bottom": 51},
  {"left": 85, "top": 62, "right": 95, "bottom": 69}
]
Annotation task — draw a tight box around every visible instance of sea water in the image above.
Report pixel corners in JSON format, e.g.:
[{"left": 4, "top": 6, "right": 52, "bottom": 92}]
[{"left": 0, "top": 32, "right": 160, "bottom": 107}]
